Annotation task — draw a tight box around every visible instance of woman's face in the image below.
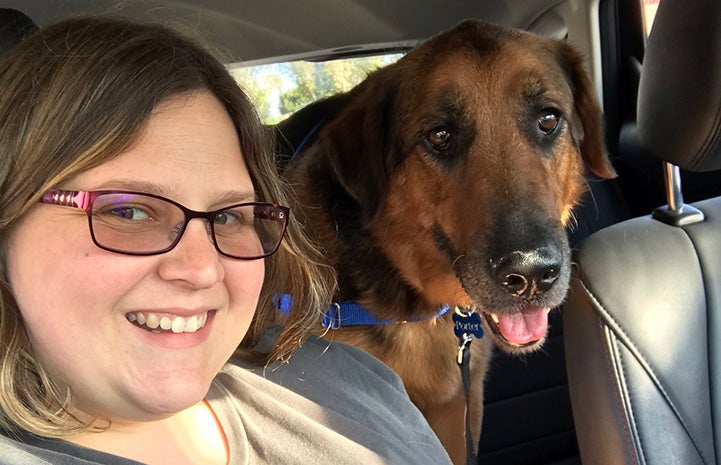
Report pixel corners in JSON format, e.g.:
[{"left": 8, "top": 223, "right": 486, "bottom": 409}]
[{"left": 6, "top": 92, "right": 264, "bottom": 422}]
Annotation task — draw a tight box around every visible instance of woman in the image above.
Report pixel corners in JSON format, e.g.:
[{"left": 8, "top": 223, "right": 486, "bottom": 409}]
[{"left": 0, "top": 16, "right": 450, "bottom": 465}]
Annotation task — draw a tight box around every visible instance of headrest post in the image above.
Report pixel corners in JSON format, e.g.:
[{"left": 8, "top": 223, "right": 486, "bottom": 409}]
[
  {"left": 663, "top": 162, "right": 684, "bottom": 212},
  {"left": 652, "top": 161, "right": 704, "bottom": 227}
]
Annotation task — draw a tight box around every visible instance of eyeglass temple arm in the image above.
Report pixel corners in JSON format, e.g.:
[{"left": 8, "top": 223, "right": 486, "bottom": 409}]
[{"left": 40, "top": 189, "right": 92, "bottom": 210}]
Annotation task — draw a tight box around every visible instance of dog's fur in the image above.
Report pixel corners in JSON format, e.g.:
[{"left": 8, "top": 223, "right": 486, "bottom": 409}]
[{"left": 275, "top": 19, "right": 615, "bottom": 465}]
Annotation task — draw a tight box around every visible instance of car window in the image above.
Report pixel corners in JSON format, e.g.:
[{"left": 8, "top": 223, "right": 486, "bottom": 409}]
[
  {"left": 642, "top": 0, "right": 659, "bottom": 36},
  {"left": 231, "top": 54, "right": 403, "bottom": 124}
]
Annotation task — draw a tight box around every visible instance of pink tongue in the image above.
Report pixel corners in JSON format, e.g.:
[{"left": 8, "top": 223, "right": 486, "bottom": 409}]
[{"left": 494, "top": 307, "right": 549, "bottom": 345}]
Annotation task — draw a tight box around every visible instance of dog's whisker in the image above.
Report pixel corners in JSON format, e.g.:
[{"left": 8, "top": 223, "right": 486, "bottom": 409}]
[
  {"left": 566, "top": 210, "right": 579, "bottom": 232},
  {"left": 451, "top": 254, "right": 464, "bottom": 267},
  {"left": 583, "top": 177, "right": 603, "bottom": 222}
]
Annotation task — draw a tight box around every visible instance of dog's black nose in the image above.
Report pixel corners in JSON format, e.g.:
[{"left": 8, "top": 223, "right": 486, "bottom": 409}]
[{"left": 493, "top": 249, "right": 561, "bottom": 297}]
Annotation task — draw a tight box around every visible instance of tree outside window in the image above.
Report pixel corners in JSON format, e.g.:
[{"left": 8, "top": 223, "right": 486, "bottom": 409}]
[{"left": 232, "top": 54, "right": 402, "bottom": 124}]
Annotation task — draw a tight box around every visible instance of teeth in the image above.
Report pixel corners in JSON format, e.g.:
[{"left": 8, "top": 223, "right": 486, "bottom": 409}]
[
  {"left": 160, "top": 317, "right": 172, "bottom": 330},
  {"left": 184, "top": 316, "right": 199, "bottom": 333},
  {"left": 125, "top": 311, "right": 209, "bottom": 334},
  {"left": 490, "top": 313, "right": 500, "bottom": 324},
  {"left": 171, "top": 317, "right": 185, "bottom": 333},
  {"left": 146, "top": 314, "right": 160, "bottom": 329}
]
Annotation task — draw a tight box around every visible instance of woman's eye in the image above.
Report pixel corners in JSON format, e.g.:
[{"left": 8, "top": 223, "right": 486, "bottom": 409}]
[
  {"left": 425, "top": 128, "right": 451, "bottom": 151},
  {"left": 538, "top": 110, "right": 561, "bottom": 135},
  {"left": 215, "top": 211, "right": 243, "bottom": 226},
  {"left": 108, "top": 206, "right": 151, "bottom": 221}
]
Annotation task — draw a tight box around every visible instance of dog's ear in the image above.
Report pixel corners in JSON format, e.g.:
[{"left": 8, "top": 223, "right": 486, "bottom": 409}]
[
  {"left": 559, "top": 42, "right": 617, "bottom": 179},
  {"left": 320, "top": 78, "right": 400, "bottom": 225}
]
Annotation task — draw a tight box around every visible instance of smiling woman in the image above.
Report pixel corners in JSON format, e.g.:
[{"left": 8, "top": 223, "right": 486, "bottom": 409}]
[{"left": 0, "top": 15, "right": 451, "bottom": 465}]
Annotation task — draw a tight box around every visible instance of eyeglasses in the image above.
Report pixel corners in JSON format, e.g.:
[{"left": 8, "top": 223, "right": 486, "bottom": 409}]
[{"left": 39, "top": 189, "right": 289, "bottom": 260}]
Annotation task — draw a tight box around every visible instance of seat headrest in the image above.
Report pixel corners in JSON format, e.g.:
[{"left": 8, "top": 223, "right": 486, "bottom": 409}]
[
  {"left": 0, "top": 8, "right": 38, "bottom": 56},
  {"left": 637, "top": 0, "right": 721, "bottom": 172}
]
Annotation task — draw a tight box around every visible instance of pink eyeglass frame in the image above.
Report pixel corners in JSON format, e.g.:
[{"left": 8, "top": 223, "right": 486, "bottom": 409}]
[{"left": 39, "top": 189, "right": 289, "bottom": 260}]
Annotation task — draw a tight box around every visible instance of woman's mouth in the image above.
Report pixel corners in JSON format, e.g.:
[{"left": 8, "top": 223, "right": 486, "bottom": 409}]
[{"left": 125, "top": 311, "right": 209, "bottom": 334}]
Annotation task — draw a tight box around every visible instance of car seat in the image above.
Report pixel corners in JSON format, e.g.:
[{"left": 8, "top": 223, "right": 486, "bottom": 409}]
[
  {"left": 563, "top": 0, "right": 721, "bottom": 463},
  {"left": 0, "top": 8, "right": 37, "bottom": 55}
]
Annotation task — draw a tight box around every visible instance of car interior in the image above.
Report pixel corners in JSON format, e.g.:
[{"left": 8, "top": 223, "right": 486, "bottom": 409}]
[
  {"left": 564, "top": 1, "right": 721, "bottom": 464},
  {"left": 1, "top": 0, "right": 718, "bottom": 464}
]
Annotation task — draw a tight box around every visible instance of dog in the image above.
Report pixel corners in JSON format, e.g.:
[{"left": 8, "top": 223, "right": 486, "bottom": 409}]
[{"left": 274, "top": 19, "right": 615, "bottom": 465}]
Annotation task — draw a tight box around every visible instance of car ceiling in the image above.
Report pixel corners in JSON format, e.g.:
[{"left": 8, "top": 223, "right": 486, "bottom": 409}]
[{"left": 3, "top": 0, "right": 577, "bottom": 64}]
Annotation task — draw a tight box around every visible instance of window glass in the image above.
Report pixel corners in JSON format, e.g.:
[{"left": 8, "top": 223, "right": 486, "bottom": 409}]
[
  {"left": 231, "top": 54, "right": 403, "bottom": 124},
  {"left": 642, "top": 0, "right": 660, "bottom": 36}
]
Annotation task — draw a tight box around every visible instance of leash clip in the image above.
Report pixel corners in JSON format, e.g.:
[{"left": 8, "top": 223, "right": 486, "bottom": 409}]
[
  {"left": 457, "top": 333, "right": 473, "bottom": 365},
  {"left": 322, "top": 302, "right": 342, "bottom": 330}
]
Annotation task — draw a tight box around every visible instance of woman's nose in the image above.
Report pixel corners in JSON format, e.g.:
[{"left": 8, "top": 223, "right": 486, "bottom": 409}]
[{"left": 157, "top": 219, "right": 224, "bottom": 287}]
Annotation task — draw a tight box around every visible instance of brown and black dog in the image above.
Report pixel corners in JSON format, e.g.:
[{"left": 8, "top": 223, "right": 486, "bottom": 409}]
[{"left": 275, "top": 19, "right": 615, "bottom": 465}]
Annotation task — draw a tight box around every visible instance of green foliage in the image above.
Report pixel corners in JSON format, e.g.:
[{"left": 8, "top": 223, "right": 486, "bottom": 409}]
[
  {"left": 278, "top": 61, "right": 319, "bottom": 115},
  {"left": 231, "top": 66, "right": 276, "bottom": 120},
  {"left": 232, "top": 54, "right": 402, "bottom": 124}
]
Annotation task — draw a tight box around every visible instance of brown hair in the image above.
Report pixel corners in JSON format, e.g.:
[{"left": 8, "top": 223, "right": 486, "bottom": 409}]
[{"left": 0, "top": 16, "right": 334, "bottom": 437}]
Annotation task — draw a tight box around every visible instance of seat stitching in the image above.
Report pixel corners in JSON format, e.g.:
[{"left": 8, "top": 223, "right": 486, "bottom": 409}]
[
  {"left": 578, "top": 279, "right": 710, "bottom": 464},
  {"left": 607, "top": 327, "right": 643, "bottom": 465}
]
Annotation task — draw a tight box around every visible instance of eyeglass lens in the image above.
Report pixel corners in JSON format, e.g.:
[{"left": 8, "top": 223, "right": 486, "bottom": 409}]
[{"left": 88, "top": 193, "right": 285, "bottom": 258}]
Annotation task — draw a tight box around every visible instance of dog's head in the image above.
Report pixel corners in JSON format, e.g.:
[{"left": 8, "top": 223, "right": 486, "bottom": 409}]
[{"left": 317, "top": 19, "right": 615, "bottom": 353}]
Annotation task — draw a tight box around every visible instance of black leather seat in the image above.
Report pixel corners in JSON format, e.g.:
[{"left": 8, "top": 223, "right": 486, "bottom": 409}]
[
  {"left": 0, "top": 8, "right": 37, "bottom": 55},
  {"left": 563, "top": 0, "right": 721, "bottom": 463}
]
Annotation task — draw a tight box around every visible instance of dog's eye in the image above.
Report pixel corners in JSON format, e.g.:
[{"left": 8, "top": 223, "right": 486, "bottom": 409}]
[
  {"left": 537, "top": 110, "right": 561, "bottom": 135},
  {"left": 426, "top": 128, "right": 451, "bottom": 151}
]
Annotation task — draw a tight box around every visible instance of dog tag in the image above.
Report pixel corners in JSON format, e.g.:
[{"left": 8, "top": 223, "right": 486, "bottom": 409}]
[{"left": 452, "top": 310, "right": 484, "bottom": 339}]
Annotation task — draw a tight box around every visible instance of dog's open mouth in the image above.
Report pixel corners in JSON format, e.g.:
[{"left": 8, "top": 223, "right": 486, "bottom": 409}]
[{"left": 482, "top": 307, "right": 550, "bottom": 347}]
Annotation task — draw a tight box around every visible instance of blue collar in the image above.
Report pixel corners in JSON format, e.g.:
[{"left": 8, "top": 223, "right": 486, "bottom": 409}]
[
  {"left": 321, "top": 301, "right": 451, "bottom": 329},
  {"left": 274, "top": 294, "right": 451, "bottom": 329}
]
